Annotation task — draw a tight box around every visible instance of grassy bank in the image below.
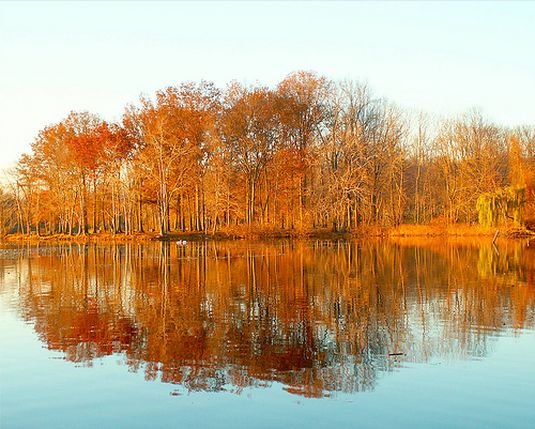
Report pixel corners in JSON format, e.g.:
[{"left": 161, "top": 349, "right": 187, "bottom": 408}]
[{"left": 389, "top": 223, "right": 535, "bottom": 238}]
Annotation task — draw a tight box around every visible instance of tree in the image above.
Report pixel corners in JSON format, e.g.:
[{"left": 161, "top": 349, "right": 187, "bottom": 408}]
[
  {"left": 0, "top": 185, "right": 17, "bottom": 236},
  {"left": 221, "top": 84, "right": 280, "bottom": 225},
  {"left": 64, "top": 111, "right": 105, "bottom": 234},
  {"left": 277, "top": 71, "right": 331, "bottom": 228},
  {"left": 477, "top": 186, "right": 525, "bottom": 228},
  {"left": 125, "top": 82, "right": 219, "bottom": 235},
  {"left": 6, "top": 73, "right": 532, "bottom": 237}
]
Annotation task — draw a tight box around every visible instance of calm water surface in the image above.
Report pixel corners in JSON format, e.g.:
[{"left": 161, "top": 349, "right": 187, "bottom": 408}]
[{"left": 1, "top": 239, "right": 534, "bottom": 428}]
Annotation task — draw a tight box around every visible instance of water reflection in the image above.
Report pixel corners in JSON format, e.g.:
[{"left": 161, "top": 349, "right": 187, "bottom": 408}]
[{"left": 1, "top": 239, "right": 534, "bottom": 397}]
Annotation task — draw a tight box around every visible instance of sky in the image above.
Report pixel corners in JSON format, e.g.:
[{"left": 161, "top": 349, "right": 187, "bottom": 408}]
[{"left": 1, "top": 1, "right": 534, "bottom": 175}]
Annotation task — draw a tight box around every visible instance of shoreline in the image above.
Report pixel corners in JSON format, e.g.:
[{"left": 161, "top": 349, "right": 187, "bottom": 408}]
[{"left": 1, "top": 224, "right": 534, "bottom": 244}]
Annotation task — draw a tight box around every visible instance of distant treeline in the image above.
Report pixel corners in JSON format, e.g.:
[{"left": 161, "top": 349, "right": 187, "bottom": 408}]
[{"left": 1, "top": 71, "right": 534, "bottom": 237}]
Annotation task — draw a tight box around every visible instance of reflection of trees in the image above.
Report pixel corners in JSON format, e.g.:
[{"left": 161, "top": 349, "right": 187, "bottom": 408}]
[{"left": 5, "top": 240, "right": 535, "bottom": 397}]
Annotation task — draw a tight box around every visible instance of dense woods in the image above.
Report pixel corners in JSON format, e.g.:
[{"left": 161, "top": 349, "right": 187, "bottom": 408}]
[{"left": 2, "top": 71, "right": 534, "bottom": 237}]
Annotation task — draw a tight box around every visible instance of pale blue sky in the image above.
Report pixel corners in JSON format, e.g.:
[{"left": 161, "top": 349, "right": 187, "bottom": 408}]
[{"left": 1, "top": 1, "right": 534, "bottom": 172}]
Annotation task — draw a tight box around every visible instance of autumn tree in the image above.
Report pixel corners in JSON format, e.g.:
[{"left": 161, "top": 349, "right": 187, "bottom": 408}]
[
  {"left": 0, "top": 185, "right": 17, "bottom": 236},
  {"left": 7, "top": 73, "right": 534, "bottom": 237},
  {"left": 221, "top": 84, "right": 281, "bottom": 225},
  {"left": 432, "top": 112, "right": 506, "bottom": 223},
  {"left": 125, "top": 82, "right": 219, "bottom": 235},
  {"left": 320, "top": 81, "right": 375, "bottom": 230},
  {"left": 277, "top": 71, "right": 331, "bottom": 228},
  {"left": 63, "top": 111, "right": 106, "bottom": 234},
  {"left": 25, "top": 121, "right": 77, "bottom": 234}
]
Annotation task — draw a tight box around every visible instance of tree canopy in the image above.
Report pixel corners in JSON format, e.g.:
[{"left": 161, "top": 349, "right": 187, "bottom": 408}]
[{"left": 2, "top": 72, "right": 534, "bottom": 237}]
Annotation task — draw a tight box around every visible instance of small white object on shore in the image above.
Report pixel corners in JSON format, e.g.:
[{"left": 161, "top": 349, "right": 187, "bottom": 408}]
[{"left": 176, "top": 240, "right": 187, "bottom": 246}]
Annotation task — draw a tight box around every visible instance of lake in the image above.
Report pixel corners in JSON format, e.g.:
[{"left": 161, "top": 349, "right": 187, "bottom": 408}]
[{"left": 1, "top": 239, "right": 534, "bottom": 428}]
